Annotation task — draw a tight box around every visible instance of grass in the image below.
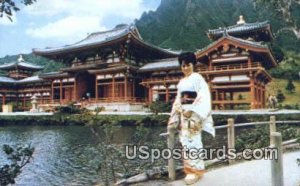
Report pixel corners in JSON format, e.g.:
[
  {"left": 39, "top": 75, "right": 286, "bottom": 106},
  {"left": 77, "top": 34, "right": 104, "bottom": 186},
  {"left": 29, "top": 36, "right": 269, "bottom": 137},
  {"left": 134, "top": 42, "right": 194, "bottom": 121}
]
[{"left": 266, "top": 78, "right": 300, "bottom": 105}]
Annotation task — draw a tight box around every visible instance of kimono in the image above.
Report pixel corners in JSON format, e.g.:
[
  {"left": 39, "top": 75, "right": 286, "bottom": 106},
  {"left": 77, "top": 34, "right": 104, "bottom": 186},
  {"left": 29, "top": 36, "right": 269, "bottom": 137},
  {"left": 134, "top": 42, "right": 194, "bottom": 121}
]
[{"left": 168, "top": 72, "right": 215, "bottom": 174}]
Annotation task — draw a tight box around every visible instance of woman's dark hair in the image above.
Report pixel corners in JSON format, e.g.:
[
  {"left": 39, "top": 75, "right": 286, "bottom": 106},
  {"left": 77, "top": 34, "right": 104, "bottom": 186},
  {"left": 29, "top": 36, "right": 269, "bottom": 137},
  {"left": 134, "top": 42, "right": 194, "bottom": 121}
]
[{"left": 178, "top": 52, "right": 197, "bottom": 66}]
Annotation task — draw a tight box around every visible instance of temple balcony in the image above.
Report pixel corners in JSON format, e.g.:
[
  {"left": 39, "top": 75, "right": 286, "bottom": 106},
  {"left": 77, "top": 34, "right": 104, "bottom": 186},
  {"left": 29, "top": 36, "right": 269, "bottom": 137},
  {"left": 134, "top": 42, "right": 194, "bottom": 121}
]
[{"left": 198, "top": 62, "right": 264, "bottom": 73}]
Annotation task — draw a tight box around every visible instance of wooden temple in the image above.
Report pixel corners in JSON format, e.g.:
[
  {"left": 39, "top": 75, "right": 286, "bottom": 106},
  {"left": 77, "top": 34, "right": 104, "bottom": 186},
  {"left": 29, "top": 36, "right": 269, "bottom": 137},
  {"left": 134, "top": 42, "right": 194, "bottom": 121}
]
[
  {"left": 139, "top": 16, "right": 277, "bottom": 109},
  {"left": 3, "top": 16, "right": 275, "bottom": 111},
  {"left": 0, "top": 55, "right": 51, "bottom": 110},
  {"left": 33, "top": 24, "right": 178, "bottom": 111}
]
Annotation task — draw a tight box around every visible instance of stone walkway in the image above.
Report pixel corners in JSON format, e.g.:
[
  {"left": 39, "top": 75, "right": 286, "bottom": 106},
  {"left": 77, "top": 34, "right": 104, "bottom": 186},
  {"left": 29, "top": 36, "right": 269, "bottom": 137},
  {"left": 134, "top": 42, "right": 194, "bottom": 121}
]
[{"left": 144, "top": 150, "right": 300, "bottom": 186}]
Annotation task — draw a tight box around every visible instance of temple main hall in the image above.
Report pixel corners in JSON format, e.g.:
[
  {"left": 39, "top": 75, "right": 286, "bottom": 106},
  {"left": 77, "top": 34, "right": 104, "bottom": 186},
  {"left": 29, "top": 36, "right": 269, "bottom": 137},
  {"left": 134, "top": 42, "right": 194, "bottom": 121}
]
[{"left": 0, "top": 16, "right": 277, "bottom": 111}]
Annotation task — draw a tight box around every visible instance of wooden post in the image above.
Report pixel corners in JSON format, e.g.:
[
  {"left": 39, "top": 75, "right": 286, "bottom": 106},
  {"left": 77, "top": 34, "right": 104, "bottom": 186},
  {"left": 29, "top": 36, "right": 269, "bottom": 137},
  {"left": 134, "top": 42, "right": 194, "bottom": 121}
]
[
  {"left": 124, "top": 76, "right": 127, "bottom": 101},
  {"left": 2, "top": 93, "right": 6, "bottom": 105},
  {"left": 250, "top": 73, "right": 255, "bottom": 109},
  {"left": 271, "top": 132, "right": 283, "bottom": 186},
  {"left": 167, "top": 125, "right": 176, "bottom": 180},
  {"left": 165, "top": 85, "right": 169, "bottom": 103},
  {"left": 270, "top": 116, "right": 276, "bottom": 146},
  {"left": 112, "top": 75, "right": 115, "bottom": 99},
  {"left": 74, "top": 78, "right": 77, "bottom": 101},
  {"left": 227, "top": 118, "right": 235, "bottom": 164},
  {"left": 148, "top": 86, "right": 152, "bottom": 103},
  {"left": 60, "top": 79, "right": 63, "bottom": 104},
  {"left": 95, "top": 75, "right": 98, "bottom": 102},
  {"left": 51, "top": 81, "right": 54, "bottom": 103}
]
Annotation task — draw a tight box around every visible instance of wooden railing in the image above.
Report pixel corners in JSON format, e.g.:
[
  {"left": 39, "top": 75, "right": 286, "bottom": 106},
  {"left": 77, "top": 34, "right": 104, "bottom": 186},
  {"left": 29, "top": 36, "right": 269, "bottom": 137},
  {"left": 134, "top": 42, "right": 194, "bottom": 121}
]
[
  {"left": 141, "top": 77, "right": 181, "bottom": 84},
  {"left": 165, "top": 116, "right": 300, "bottom": 182},
  {"left": 198, "top": 62, "right": 262, "bottom": 73},
  {"left": 38, "top": 97, "right": 146, "bottom": 106}
]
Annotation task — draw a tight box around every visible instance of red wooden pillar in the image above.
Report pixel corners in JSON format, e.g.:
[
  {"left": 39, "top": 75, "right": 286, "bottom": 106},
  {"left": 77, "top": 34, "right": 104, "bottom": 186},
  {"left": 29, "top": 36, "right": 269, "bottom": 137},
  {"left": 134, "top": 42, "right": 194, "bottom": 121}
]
[
  {"left": 248, "top": 56, "right": 251, "bottom": 67},
  {"left": 112, "top": 75, "right": 115, "bottom": 99},
  {"left": 95, "top": 75, "right": 98, "bottom": 102},
  {"left": 250, "top": 73, "right": 255, "bottom": 109},
  {"left": 124, "top": 76, "right": 128, "bottom": 101},
  {"left": 15, "top": 93, "right": 19, "bottom": 110},
  {"left": 74, "top": 78, "right": 77, "bottom": 101},
  {"left": 165, "top": 85, "right": 169, "bottom": 103},
  {"left": 132, "top": 80, "right": 135, "bottom": 100},
  {"left": 51, "top": 81, "right": 54, "bottom": 103},
  {"left": 2, "top": 93, "right": 6, "bottom": 105},
  {"left": 148, "top": 85, "right": 152, "bottom": 103},
  {"left": 60, "top": 79, "right": 63, "bottom": 104}
]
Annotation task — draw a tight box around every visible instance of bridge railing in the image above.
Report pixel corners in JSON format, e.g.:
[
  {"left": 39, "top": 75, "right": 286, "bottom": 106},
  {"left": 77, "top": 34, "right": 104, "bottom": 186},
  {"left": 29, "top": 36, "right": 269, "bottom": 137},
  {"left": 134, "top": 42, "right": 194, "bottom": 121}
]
[{"left": 166, "top": 115, "right": 300, "bottom": 181}]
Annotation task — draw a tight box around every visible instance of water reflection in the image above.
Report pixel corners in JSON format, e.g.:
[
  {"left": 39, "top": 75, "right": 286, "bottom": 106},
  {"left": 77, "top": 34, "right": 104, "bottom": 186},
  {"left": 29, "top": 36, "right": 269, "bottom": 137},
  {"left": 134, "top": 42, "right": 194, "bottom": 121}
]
[{"left": 0, "top": 125, "right": 238, "bottom": 185}]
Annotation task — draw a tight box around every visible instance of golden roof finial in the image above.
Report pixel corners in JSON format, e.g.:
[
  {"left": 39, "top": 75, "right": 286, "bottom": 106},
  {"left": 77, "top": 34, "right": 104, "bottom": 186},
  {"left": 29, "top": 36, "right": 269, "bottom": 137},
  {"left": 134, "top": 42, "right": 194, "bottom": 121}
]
[{"left": 237, "top": 15, "right": 246, "bottom": 24}]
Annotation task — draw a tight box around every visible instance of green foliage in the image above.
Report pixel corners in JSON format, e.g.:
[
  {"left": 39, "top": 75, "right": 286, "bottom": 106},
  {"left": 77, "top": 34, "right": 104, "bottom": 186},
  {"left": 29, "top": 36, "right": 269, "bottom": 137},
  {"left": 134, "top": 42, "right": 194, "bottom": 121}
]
[
  {"left": 91, "top": 123, "right": 167, "bottom": 185},
  {"left": 0, "top": 0, "right": 36, "bottom": 21},
  {"left": 54, "top": 103, "right": 82, "bottom": 114},
  {"left": 149, "top": 101, "right": 172, "bottom": 115},
  {"left": 276, "top": 90, "right": 285, "bottom": 103},
  {"left": 285, "top": 78, "right": 296, "bottom": 93},
  {"left": 269, "top": 53, "right": 300, "bottom": 80},
  {"left": 235, "top": 125, "right": 299, "bottom": 152},
  {"left": 238, "top": 94, "right": 244, "bottom": 100},
  {"left": 0, "top": 144, "right": 34, "bottom": 186}
]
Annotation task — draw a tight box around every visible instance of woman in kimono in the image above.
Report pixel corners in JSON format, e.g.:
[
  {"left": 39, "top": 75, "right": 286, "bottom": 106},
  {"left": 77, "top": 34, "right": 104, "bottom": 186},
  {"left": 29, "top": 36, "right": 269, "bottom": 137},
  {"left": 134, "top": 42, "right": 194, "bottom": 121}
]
[{"left": 168, "top": 52, "right": 215, "bottom": 185}]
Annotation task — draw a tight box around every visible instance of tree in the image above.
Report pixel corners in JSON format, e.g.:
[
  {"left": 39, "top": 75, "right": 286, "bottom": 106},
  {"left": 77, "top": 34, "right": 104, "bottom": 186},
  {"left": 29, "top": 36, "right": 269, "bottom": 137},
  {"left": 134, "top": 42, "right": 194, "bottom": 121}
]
[
  {"left": 276, "top": 89, "right": 286, "bottom": 102},
  {"left": 0, "top": 144, "right": 34, "bottom": 185},
  {"left": 254, "top": 0, "right": 300, "bottom": 39},
  {"left": 0, "top": 0, "right": 36, "bottom": 21},
  {"left": 285, "top": 78, "right": 296, "bottom": 93}
]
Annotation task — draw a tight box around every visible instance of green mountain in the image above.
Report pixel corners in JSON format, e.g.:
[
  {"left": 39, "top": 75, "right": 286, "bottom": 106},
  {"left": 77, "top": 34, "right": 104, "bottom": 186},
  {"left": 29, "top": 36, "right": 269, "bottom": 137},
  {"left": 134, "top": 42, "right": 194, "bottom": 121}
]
[{"left": 135, "top": 0, "right": 300, "bottom": 53}]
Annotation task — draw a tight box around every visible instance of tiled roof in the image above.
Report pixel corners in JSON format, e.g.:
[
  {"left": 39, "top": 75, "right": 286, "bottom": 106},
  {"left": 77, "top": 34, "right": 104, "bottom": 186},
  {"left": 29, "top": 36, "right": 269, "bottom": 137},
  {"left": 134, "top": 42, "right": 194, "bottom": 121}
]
[
  {"left": 0, "top": 76, "right": 44, "bottom": 84},
  {"left": 0, "top": 76, "right": 16, "bottom": 83},
  {"left": 17, "top": 76, "right": 43, "bottom": 83},
  {"left": 139, "top": 58, "right": 179, "bottom": 72},
  {"left": 0, "top": 61, "right": 43, "bottom": 70},
  {"left": 197, "top": 35, "right": 268, "bottom": 54},
  {"left": 33, "top": 24, "right": 179, "bottom": 57},
  {"left": 33, "top": 24, "right": 137, "bottom": 54},
  {"left": 39, "top": 72, "right": 70, "bottom": 79},
  {"left": 207, "top": 21, "right": 273, "bottom": 40}
]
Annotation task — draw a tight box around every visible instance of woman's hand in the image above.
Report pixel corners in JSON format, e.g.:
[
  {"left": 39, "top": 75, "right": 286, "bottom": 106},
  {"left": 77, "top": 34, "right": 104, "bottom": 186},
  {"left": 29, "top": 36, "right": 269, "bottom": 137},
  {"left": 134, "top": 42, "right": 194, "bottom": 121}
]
[
  {"left": 174, "top": 103, "right": 182, "bottom": 114},
  {"left": 183, "top": 110, "right": 193, "bottom": 118}
]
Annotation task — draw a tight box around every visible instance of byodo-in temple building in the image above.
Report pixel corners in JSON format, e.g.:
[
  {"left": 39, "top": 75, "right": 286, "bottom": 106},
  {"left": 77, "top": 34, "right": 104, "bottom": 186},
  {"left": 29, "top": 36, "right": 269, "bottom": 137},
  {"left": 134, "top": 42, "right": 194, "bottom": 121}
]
[
  {"left": 0, "top": 16, "right": 278, "bottom": 111},
  {"left": 0, "top": 55, "right": 51, "bottom": 110}
]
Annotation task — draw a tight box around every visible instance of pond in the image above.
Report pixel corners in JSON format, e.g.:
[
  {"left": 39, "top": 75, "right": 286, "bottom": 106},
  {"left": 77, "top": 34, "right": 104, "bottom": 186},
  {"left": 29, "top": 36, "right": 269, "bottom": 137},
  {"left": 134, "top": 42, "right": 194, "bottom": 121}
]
[{"left": 0, "top": 125, "right": 245, "bottom": 185}]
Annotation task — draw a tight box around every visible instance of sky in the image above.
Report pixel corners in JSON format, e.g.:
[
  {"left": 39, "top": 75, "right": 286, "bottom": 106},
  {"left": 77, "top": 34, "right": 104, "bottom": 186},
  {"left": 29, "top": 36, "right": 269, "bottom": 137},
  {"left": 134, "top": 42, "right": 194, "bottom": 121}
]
[{"left": 0, "top": 0, "right": 161, "bottom": 58}]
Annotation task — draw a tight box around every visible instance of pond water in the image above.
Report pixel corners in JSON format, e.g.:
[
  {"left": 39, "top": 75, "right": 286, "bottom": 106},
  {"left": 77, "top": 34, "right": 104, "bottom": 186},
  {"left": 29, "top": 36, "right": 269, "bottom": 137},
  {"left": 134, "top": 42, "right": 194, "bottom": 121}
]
[{"left": 0, "top": 125, "right": 242, "bottom": 185}]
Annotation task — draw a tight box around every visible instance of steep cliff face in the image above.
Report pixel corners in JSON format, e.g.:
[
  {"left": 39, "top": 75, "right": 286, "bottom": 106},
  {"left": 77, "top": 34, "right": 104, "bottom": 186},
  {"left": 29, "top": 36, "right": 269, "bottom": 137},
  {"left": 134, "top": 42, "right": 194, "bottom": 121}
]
[{"left": 135, "top": 0, "right": 300, "bottom": 52}]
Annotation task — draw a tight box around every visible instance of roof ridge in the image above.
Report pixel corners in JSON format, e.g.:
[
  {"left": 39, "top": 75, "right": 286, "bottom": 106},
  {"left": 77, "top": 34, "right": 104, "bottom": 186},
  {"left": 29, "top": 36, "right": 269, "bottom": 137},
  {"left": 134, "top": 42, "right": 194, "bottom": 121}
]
[
  {"left": 208, "top": 20, "right": 269, "bottom": 33},
  {"left": 87, "top": 24, "right": 130, "bottom": 38}
]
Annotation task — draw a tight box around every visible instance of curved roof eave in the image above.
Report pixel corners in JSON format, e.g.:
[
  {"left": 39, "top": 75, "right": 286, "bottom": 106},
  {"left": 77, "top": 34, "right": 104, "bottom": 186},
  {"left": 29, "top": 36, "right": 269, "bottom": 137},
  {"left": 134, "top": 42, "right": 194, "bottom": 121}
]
[
  {"left": 196, "top": 36, "right": 277, "bottom": 68},
  {"left": 130, "top": 34, "right": 180, "bottom": 57},
  {"left": 33, "top": 32, "right": 130, "bottom": 56}
]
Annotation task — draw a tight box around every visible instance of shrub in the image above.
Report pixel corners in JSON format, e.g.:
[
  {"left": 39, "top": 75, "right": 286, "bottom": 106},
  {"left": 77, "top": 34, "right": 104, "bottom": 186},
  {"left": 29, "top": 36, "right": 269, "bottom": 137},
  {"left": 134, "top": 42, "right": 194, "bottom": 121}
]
[
  {"left": 54, "top": 103, "right": 81, "bottom": 114},
  {"left": 149, "top": 101, "right": 172, "bottom": 115}
]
